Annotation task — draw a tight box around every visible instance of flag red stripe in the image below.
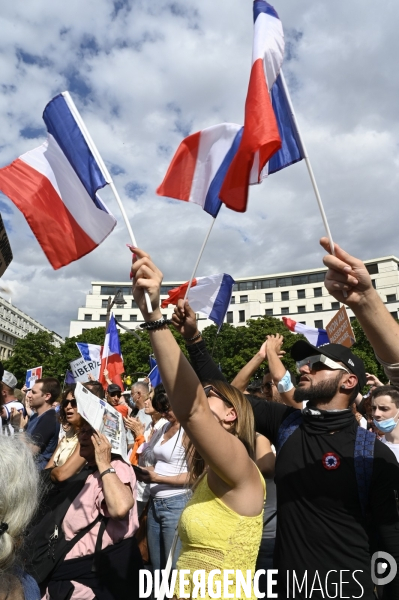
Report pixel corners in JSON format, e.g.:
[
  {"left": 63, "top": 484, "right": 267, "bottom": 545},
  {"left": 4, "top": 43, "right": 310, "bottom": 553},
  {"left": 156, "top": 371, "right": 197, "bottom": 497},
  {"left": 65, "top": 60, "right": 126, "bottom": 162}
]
[
  {"left": 160, "top": 279, "right": 197, "bottom": 308},
  {"left": 282, "top": 316, "right": 296, "bottom": 331},
  {"left": 220, "top": 59, "right": 281, "bottom": 212},
  {"left": 156, "top": 132, "right": 201, "bottom": 201},
  {"left": 0, "top": 159, "right": 97, "bottom": 269}
]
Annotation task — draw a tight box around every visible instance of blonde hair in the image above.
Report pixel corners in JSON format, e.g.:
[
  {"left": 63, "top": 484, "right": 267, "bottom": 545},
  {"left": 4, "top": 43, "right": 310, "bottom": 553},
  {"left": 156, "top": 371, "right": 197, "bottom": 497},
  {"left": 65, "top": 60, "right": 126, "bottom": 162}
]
[{"left": 187, "top": 380, "right": 256, "bottom": 485}]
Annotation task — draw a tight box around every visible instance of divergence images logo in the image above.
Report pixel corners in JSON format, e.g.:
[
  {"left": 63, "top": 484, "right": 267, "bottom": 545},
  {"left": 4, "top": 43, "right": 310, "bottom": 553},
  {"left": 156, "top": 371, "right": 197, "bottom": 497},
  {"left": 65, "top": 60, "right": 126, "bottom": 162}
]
[{"left": 371, "top": 552, "right": 397, "bottom": 586}]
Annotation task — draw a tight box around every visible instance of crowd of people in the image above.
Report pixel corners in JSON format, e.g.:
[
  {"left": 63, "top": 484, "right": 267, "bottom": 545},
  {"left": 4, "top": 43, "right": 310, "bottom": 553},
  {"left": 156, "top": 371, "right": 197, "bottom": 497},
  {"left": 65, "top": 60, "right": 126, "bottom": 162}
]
[{"left": 1, "top": 239, "right": 399, "bottom": 599}]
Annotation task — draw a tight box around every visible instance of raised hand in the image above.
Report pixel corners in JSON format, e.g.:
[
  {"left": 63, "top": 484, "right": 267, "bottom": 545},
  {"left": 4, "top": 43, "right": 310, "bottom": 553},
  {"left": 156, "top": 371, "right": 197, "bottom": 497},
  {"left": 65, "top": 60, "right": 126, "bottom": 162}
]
[
  {"left": 171, "top": 299, "right": 198, "bottom": 340},
  {"left": 129, "top": 247, "right": 163, "bottom": 321}
]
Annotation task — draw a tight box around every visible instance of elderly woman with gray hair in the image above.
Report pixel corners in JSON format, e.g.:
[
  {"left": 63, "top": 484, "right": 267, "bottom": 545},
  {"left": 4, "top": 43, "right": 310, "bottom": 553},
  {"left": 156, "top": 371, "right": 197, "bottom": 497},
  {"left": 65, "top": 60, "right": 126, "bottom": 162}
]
[{"left": 0, "top": 434, "right": 41, "bottom": 600}]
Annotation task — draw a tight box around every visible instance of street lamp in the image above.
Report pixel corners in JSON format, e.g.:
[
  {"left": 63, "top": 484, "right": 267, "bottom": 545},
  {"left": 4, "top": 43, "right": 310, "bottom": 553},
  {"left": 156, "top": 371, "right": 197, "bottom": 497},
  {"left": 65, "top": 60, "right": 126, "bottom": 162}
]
[{"left": 105, "top": 289, "right": 127, "bottom": 330}]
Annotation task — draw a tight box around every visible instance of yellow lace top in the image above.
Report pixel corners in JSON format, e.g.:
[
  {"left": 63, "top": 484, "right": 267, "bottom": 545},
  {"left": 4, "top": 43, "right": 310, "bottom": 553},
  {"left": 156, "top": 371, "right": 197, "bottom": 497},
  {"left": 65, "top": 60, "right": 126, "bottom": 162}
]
[{"left": 174, "top": 472, "right": 265, "bottom": 599}]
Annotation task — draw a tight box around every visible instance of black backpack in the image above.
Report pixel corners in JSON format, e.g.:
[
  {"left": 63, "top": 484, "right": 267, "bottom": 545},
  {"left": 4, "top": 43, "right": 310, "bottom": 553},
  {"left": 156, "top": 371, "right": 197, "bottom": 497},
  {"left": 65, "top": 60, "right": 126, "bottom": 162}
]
[{"left": 24, "top": 465, "right": 101, "bottom": 584}]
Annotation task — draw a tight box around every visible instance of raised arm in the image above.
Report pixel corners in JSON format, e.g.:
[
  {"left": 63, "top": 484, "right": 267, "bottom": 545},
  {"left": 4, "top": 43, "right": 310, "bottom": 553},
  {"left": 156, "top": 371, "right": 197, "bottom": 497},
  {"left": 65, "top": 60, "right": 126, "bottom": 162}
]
[
  {"left": 321, "top": 237, "right": 399, "bottom": 365},
  {"left": 265, "top": 334, "right": 298, "bottom": 407},
  {"left": 231, "top": 340, "right": 267, "bottom": 393},
  {"left": 131, "top": 249, "right": 258, "bottom": 490}
]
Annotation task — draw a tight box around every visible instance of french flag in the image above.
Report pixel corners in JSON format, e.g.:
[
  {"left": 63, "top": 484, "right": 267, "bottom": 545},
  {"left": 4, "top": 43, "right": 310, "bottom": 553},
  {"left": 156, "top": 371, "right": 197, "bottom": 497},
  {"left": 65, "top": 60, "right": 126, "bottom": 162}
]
[
  {"left": 156, "top": 123, "right": 243, "bottom": 218},
  {"left": 220, "top": 1, "right": 284, "bottom": 212},
  {"left": 0, "top": 92, "right": 116, "bottom": 269},
  {"left": 161, "top": 273, "right": 235, "bottom": 328},
  {"left": 99, "top": 315, "right": 124, "bottom": 388},
  {"left": 282, "top": 317, "right": 330, "bottom": 347},
  {"left": 76, "top": 342, "right": 102, "bottom": 364},
  {"left": 149, "top": 356, "right": 162, "bottom": 389}
]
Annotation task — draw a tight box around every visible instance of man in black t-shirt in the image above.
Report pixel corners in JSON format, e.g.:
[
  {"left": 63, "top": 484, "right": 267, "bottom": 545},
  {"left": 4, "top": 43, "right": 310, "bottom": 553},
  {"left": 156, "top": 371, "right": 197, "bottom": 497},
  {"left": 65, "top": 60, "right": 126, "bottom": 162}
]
[{"left": 24, "top": 378, "right": 61, "bottom": 469}]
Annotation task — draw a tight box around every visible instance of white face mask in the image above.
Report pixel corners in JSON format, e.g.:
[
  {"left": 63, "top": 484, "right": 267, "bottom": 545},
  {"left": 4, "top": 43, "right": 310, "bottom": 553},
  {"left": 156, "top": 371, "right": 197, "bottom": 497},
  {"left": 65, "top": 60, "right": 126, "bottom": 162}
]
[{"left": 373, "top": 409, "right": 399, "bottom": 434}]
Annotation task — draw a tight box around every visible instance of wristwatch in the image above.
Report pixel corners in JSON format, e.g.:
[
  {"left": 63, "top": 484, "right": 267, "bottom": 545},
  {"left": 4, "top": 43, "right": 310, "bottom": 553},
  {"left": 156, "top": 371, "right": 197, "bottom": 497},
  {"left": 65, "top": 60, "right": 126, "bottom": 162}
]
[{"left": 99, "top": 467, "right": 116, "bottom": 478}]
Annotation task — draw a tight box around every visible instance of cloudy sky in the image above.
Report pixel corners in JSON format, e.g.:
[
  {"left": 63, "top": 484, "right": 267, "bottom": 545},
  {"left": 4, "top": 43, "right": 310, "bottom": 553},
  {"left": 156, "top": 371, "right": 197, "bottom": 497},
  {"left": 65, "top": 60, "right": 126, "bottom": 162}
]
[{"left": 0, "top": 0, "right": 398, "bottom": 338}]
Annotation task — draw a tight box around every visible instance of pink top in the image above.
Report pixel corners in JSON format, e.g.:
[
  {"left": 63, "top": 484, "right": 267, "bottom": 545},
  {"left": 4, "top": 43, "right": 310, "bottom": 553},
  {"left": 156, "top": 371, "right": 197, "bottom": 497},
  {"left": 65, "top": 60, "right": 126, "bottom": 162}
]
[{"left": 61, "top": 459, "right": 138, "bottom": 600}]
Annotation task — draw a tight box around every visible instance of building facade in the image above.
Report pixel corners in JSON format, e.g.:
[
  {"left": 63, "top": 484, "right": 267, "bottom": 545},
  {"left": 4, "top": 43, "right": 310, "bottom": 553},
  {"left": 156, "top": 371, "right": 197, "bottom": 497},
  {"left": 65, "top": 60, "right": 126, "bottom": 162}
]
[
  {"left": 0, "top": 297, "right": 63, "bottom": 359},
  {"left": 69, "top": 256, "right": 399, "bottom": 338}
]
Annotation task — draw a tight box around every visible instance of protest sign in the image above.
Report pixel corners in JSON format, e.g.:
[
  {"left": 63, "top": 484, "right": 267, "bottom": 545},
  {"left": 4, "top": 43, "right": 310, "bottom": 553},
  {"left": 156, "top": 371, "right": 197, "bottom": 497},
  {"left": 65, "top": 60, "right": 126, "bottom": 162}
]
[
  {"left": 0, "top": 214, "right": 13, "bottom": 278},
  {"left": 25, "top": 366, "right": 42, "bottom": 389},
  {"left": 326, "top": 306, "right": 356, "bottom": 348},
  {"left": 74, "top": 382, "right": 128, "bottom": 462},
  {"left": 70, "top": 356, "right": 100, "bottom": 382}
]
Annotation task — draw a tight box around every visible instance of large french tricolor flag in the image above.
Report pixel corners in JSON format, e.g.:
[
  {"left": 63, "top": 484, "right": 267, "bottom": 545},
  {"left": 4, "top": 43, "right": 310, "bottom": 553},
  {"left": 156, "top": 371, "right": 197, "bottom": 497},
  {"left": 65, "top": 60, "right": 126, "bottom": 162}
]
[
  {"left": 282, "top": 317, "right": 330, "bottom": 347},
  {"left": 161, "top": 273, "right": 235, "bottom": 328},
  {"left": 220, "top": 1, "right": 284, "bottom": 212},
  {"left": 0, "top": 92, "right": 116, "bottom": 269},
  {"left": 99, "top": 315, "right": 124, "bottom": 388},
  {"left": 157, "top": 123, "right": 243, "bottom": 218}
]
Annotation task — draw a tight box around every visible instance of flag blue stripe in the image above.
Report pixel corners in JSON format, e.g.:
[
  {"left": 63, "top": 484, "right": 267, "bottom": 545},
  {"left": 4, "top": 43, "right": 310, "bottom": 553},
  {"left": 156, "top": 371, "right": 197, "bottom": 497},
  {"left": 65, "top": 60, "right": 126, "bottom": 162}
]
[
  {"left": 204, "top": 127, "right": 244, "bottom": 217},
  {"left": 316, "top": 329, "right": 330, "bottom": 347},
  {"left": 209, "top": 274, "right": 235, "bottom": 328},
  {"left": 149, "top": 356, "right": 162, "bottom": 387},
  {"left": 253, "top": 0, "right": 280, "bottom": 22},
  {"left": 43, "top": 94, "right": 108, "bottom": 206},
  {"left": 76, "top": 342, "right": 91, "bottom": 362},
  {"left": 107, "top": 315, "right": 122, "bottom": 354},
  {"left": 269, "top": 75, "right": 305, "bottom": 174}
]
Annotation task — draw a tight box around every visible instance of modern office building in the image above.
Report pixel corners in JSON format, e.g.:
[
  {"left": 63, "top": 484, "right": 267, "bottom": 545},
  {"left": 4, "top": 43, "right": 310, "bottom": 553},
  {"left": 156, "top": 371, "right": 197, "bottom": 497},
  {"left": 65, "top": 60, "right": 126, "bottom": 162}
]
[
  {"left": 69, "top": 255, "right": 399, "bottom": 337},
  {"left": 0, "top": 296, "right": 63, "bottom": 359}
]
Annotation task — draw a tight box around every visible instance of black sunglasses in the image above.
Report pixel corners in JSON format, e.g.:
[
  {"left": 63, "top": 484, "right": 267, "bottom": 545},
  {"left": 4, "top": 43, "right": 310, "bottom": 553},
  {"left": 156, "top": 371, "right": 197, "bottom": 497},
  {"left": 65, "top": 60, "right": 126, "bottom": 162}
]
[
  {"left": 62, "top": 398, "right": 77, "bottom": 408},
  {"left": 203, "top": 385, "right": 232, "bottom": 406}
]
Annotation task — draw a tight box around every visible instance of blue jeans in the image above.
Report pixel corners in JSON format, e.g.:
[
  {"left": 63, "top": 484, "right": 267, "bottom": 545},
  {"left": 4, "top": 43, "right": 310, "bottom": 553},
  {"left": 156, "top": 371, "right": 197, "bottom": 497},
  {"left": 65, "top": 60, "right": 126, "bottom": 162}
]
[{"left": 147, "top": 492, "right": 190, "bottom": 571}]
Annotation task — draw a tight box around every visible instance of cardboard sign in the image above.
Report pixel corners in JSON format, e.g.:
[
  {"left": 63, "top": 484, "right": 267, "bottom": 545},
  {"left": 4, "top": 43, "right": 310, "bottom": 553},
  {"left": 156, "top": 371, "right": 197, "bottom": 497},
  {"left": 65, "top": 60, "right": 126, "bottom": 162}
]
[
  {"left": 70, "top": 356, "right": 100, "bottom": 383},
  {"left": 0, "top": 214, "right": 13, "bottom": 278},
  {"left": 326, "top": 306, "right": 356, "bottom": 348},
  {"left": 25, "top": 366, "right": 42, "bottom": 389}
]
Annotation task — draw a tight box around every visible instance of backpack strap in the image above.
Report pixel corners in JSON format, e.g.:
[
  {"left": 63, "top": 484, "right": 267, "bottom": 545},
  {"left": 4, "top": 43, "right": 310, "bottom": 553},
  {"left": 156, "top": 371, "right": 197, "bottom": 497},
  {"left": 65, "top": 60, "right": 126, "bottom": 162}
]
[
  {"left": 354, "top": 426, "right": 376, "bottom": 517},
  {"left": 276, "top": 410, "right": 303, "bottom": 456}
]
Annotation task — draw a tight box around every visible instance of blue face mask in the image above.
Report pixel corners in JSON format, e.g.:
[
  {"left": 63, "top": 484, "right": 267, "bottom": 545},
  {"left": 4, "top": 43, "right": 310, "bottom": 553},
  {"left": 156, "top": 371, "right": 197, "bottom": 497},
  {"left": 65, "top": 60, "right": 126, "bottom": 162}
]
[{"left": 373, "top": 411, "right": 399, "bottom": 434}]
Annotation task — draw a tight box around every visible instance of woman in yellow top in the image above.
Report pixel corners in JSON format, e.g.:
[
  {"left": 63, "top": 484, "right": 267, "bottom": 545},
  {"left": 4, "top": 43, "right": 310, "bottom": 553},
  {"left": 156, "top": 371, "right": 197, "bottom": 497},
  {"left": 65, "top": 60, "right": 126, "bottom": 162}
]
[{"left": 131, "top": 248, "right": 265, "bottom": 600}]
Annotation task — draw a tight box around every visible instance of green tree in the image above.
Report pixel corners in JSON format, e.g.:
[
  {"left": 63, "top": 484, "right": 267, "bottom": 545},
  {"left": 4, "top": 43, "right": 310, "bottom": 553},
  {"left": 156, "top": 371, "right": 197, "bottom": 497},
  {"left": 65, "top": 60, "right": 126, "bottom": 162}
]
[{"left": 3, "top": 331, "right": 61, "bottom": 386}]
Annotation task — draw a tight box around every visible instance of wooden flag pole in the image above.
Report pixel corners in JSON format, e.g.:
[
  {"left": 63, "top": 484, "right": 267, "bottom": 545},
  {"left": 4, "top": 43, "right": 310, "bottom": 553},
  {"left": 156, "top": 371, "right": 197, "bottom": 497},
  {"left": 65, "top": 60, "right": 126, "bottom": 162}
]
[
  {"left": 184, "top": 217, "right": 216, "bottom": 302},
  {"left": 62, "top": 91, "right": 153, "bottom": 314}
]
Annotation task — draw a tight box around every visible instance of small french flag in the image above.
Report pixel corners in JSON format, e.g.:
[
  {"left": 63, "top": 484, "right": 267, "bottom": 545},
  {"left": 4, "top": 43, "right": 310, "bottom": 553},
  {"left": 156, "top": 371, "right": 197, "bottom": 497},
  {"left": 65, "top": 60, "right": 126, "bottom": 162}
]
[
  {"left": 0, "top": 92, "right": 116, "bottom": 269},
  {"left": 282, "top": 317, "right": 330, "bottom": 347},
  {"left": 99, "top": 315, "right": 124, "bottom": 388},
  {"left": 161, "top": 273, "right": 235, "bottom": 328}
]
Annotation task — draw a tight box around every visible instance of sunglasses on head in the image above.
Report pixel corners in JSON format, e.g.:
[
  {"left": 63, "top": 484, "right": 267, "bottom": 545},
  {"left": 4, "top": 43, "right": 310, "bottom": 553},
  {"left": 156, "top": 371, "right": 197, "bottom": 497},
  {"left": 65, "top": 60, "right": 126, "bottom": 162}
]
[
  {"left": 296, "top": 354, "right": 350, "bottom": 375},
  {"left": 62, "top": 398, "right": 77, "bottom": 408},
  {"left": 203, "top": 385, "right": 232, "bottom": 406}
]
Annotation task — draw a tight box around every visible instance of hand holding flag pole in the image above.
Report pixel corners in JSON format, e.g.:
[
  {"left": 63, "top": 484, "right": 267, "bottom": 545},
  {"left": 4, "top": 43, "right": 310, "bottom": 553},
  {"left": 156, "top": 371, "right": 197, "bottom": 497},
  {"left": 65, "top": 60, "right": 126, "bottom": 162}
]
[{"left": 62, "top": 93, "right": 153, "bottom": 314}]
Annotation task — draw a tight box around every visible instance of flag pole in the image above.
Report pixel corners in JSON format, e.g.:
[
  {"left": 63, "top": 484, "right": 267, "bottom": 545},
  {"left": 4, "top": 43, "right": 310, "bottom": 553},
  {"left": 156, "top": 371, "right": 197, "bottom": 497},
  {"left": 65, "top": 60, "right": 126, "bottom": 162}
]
[
  {"left": 62, "top": 92, "right": 153, "bottom": 314},
  {"left": 278, "top": 72, "right": 335, "bottom": 255},
  {"left": 184, "top": 217, "right": 216, "bottom": 302}
]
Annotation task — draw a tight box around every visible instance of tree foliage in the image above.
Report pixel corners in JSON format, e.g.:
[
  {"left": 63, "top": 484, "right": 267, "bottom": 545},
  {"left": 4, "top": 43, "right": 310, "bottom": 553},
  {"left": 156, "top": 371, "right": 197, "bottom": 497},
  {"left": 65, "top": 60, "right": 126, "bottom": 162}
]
[{"left": 2, "top": 315, "right": 389, "bottom": 388}]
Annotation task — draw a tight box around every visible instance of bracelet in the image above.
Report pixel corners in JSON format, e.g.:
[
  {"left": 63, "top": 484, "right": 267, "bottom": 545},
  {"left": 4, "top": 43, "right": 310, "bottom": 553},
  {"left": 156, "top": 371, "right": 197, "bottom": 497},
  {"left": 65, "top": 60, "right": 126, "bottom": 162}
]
[
  {"left": 184, "top": 331, "right": 202, "bottom": 342},
  {"left": 140, "top": 318, "right": 172, "bottom": 331},
  {"left": 99, "top": 467, "right": 116, "bottom": 478}
]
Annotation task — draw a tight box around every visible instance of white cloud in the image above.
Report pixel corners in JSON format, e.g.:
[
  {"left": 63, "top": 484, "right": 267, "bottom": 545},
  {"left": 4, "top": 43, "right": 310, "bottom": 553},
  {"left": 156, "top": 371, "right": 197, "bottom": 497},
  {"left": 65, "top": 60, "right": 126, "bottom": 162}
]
[{"left": 0, "top": 0, "right": 398, "bottom": 337}]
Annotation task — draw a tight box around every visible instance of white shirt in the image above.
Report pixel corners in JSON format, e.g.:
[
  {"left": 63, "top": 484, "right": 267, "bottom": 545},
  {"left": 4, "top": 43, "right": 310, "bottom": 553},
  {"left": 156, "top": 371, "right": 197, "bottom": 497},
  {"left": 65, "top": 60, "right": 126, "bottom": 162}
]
[{"left": 382, "top": 438, "right": 399, "bottom": 463}]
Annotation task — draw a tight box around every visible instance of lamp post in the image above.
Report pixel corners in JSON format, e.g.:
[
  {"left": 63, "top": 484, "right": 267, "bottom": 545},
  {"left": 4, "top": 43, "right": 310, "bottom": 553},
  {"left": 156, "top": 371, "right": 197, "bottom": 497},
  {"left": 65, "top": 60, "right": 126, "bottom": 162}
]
[{"left": 105, "top": 289, "right": 127, "bottom": 330}]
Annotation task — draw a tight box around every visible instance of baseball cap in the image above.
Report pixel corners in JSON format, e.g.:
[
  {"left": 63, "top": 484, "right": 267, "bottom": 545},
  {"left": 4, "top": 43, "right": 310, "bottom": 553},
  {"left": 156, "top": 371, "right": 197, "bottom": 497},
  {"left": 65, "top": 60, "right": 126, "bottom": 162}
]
[
  {"left": 3, "top": 370, "right": 17, "bottom": 389},
  {"left": 291, "top": 340, "right": 366, "bottom": 389},
  {"left": 107, "top": 383, "right": 122, "bottom": 395}
]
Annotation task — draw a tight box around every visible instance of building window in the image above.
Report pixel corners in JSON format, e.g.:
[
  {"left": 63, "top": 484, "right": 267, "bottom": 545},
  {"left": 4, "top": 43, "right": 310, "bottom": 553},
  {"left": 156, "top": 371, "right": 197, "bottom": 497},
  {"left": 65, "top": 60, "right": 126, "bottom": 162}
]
[
  {"left": 239, "top": 310, "right": 245, "bottom": 323},
  {"left": 299, "top": 321, "right": 306, "bottom": 325},
  {"left": 386, "top": 294, "right": 396, "bottom": 303},
  {"left": 114, "top": 315, "right": 122, "bottom": 321},
  {"left": 240, "top": 295, "right": 248, "bottom": 304},
  {"left": 314, "top": 304, "right": 323, "bottom": 311},
  {"left": 265, "top": 293, "right": 273, "bottom": 303},
  {"left": 230, "top": 296, "right": 235, "bottom": 304},
  {"left": 297, "top": 289, "right": 306, "bottom": 299},
  {"left": 314, "top": 288, "right": 322, "bottom": 298},
  {"left": 131, "top": 300, "right": 138, "bottom": 308},
  {"left": 99, "top": 315, "right": 107, "bottom": 321},
  {"left": 227, "top": 311, "right": 233, "bottom": 324},
  {"left": 371, "top": 279, "right": 376, "bottom": 289},
  {"left": 130, "top": 315, "right": 137, "bottom": 322},
  {"left": 331, "top": 302, "right": 340, "bottom": 310},
  {"left": 390, "top": 311, "right": 398, "bottom": 319},
  {"left": 265, "top": 308, "right": 273, "bottom": 316},
  {"left": 314, "top": 320, "right": 323, "bottom": 329},
  {"left": 281, "top": 291, "right": 289, "bottom": 301},
  {"left": 84, "top": 314, "right": 92, "bottom": 321},
  {"left": 298, "top": 306, "right": 306, "bottom": 314},
  {"left": 366, "top": 263, "right": 379, "bottom": 275},
  {"left": 281, "top": 307, "right": 289, "bottom": 315},
  {"left": 350, "top": 316, "right": 356, "bottom": 323},
  {"left": 101, "top": 299, "right": 108, "bottom": 308}
]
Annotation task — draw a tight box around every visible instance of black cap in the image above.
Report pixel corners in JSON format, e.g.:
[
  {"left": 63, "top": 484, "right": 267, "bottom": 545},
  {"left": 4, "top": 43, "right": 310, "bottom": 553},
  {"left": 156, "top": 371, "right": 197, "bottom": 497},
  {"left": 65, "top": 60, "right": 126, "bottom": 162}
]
[
  {"left": 291, "top": 340, "right": 366, "bottom": 389},
  {"left": 107, "top": 383, "right": 122, "bottom": 394}
]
